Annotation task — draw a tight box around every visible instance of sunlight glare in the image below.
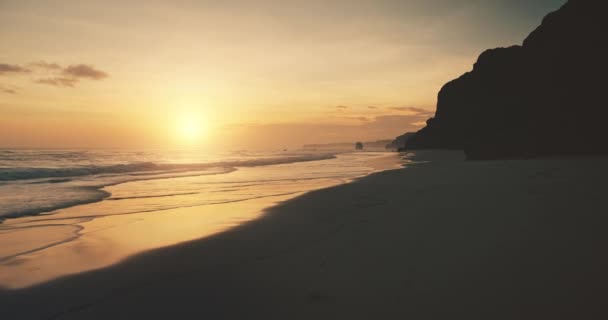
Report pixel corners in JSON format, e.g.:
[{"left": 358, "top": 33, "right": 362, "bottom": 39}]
[{"left": 176, "top": 114, "right": 205, "bottom": 144}]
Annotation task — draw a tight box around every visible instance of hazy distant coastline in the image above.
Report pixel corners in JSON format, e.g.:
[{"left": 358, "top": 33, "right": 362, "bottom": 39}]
[{"left": 302, "top": 140, "right": 392, "bottom": 151}]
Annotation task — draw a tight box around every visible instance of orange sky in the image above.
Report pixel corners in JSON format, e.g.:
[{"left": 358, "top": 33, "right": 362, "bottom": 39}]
[{"left": 0, "top": 0, "right": 565, "bottom": 150}]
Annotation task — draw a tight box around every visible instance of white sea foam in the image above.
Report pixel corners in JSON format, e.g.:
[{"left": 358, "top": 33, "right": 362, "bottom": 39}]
[
  {"left": 0, "top": 153, "right": 336, "bottom": 181},
  {"left": 0, "top": 151, "right": 400, "bottom": 280},
  {"left": 0, "top": 150, "right": 337, "bottom": 220}
]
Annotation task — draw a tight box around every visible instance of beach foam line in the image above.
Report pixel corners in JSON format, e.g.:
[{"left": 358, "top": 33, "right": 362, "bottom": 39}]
[
  {"left": 0, "top": 154, "right": 337, "bottom": 182},
  {"left": 0, "top": 154, "right": 337, "bottom": 221}
]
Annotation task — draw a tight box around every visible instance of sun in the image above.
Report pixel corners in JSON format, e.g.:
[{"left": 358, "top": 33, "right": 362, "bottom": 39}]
[{"left": 176, "top": 115, "right": 205, "bottom": 144}]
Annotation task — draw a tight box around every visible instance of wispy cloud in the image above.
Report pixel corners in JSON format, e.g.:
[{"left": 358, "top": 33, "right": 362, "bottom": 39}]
[
  {"left": 227, "top": 113, "right": 432, "bottom": 148},
  {"left": 32, "top": 62, "right": 108, "bottom": 88},
  {"left": 0, "top": 61, "right": 108, "bottom": 89},
  {"left": 0, "top": 63, "right": 30, "bottom": 75},
  {"left": 333, "top": 105, "right": 350, "bottom": 110},
  {"left": 29, "top": 60, "right": 61, "bottom": 70},
  {"left": 35, "top": 77, "right": 78, "bottom": 87},
  {"left": 29, "top": 61, "right": 62, "bottom": 70},
  {"left": 335, "top": 116, "right": 370, "bottom": 122},
  {"left": 62, "top": 64, "right": 108, "bottom": 80},
  {"left": 0, "top": 84, "right": 19, "bottom": 94},
  {"left": 388, "top": 106, "right": 434, "bottom": 115}
]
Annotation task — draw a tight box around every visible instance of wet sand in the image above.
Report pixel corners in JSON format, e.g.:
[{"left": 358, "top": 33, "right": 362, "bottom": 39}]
[
  {"left": 0, "top": 152, "right": 400, "bottom": 288},
  {"left": 2, "top": 150, "right": 608, "bottom": 319}
]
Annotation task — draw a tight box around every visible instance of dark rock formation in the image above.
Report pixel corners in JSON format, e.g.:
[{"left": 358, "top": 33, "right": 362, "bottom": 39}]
[
  {"left": 385, "top": 132, "right": 416, "bottom": 151},
  {"left": 404, "top": 0, "right": 608, "bottom": 159}
]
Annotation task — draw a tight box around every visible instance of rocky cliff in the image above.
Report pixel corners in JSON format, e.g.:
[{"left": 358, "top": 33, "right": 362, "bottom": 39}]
[
  {"left": 386, "top": 132, "right": 416, "bottom": 151},
  {"left": 404, "top": 0, "right": 608, "bottom": 159}
]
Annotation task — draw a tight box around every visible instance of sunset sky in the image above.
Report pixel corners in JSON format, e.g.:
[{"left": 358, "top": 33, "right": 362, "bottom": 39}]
[{"left": 1, "top": 0, "right": 565, "bottom": 150}]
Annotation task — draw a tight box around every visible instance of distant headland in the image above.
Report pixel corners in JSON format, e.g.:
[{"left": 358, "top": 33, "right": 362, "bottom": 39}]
[{"left": 303, "top": 140, "right": 393, "bottom": 151}]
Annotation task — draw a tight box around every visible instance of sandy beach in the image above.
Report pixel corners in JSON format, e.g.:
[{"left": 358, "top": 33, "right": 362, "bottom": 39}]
[
  {"left": 4, "top": 1, "right": 607, "bottom": 318},
  {"left": 0, "top": 152, "right": 401, "bottom": 288},
  {"left": 2, "top": 150, "right": 607, "bottom": 319}
]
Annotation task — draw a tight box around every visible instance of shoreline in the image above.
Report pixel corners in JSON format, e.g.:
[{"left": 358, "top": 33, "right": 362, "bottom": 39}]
[
  {"left": 0, "top": 152, "right": 400, "bottom": 289},
  {"left": 0, "top": 152, "right": 339, "bottom": 222},
  {"left": 2, "top": 150, "right": 608, "bottom": 319}
]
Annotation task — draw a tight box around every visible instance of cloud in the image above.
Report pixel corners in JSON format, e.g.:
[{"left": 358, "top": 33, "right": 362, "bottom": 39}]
[
  {"left": 1, "top": 60, "right": 109, "bottom": 88},
  {"left": 366, "top": 115, "right": 427, "bottom": 129},
  {"left": 30, "top": 62, "right": 109, "bottom": 88},
  {"left": 0, "top": 63, "right": 30, "bottom": 75},
  {"left": 407, "top": 107, "right": 431, "bottom": 114},
  {"left": 0, "top": 84, "right": 18, "bottom": 94},
  {"left": 336, "top": 116, "right": 370, "bottom": 122},
  {"left": 389, "top": 106, "right": 412, "bottom": 111},
  {"left": 388, "top": 106, "right": 434, "bottom": 115},
  {"left": 29, "top": 61, "right": 62, "bottom": 70},
  {"left": 224, "top": 113, "right": 432, "bottom": 149},
  {"left": 62, "top": 64, "right": 108, "bottom": 80},
  {"left": 35, "top": 77, "right": 78, "bottom": 87}
]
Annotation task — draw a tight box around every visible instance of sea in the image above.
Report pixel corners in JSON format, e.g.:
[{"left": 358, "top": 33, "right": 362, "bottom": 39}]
[
  {"left": 0, "top": 148, "right": 402, "bottom": 287},
  {"left": 0, "top": 149, "right": 347, "bottom": 220}
]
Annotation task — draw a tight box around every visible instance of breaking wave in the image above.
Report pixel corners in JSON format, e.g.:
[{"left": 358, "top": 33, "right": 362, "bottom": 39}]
[
  {"left": 0, "top": 153, "right": 336, "bottom": 220},
  {"left": 0, "top": 154, "right": 336, "bottom": 182}
]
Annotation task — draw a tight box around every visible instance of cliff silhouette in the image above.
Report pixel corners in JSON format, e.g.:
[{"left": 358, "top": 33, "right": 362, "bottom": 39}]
[
  {"left": 404, "top": 0, "right": 608, "bottom": 159},
  {"left": 386, "top": 132, "right": 416, "bottom": 151}
]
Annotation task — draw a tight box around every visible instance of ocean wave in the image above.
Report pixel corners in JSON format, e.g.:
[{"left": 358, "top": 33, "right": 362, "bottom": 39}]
[
  {"left": 0, "top": 153, "right": 337, "bottom": 221},
  {"left": 0, "top": 188, "right": 111, "bottom": 221},
  {"left": 0, "top": 154, "right": 336, "bottom": 182},
  {"left": 0, "top": 169, "right": 234, "bottom": 221},
  {"left": 29, "top": 178, "right": 73, "bottom": 184},
  {"left": 108, "top": 192, "right": 200, "bottom": 201}
]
